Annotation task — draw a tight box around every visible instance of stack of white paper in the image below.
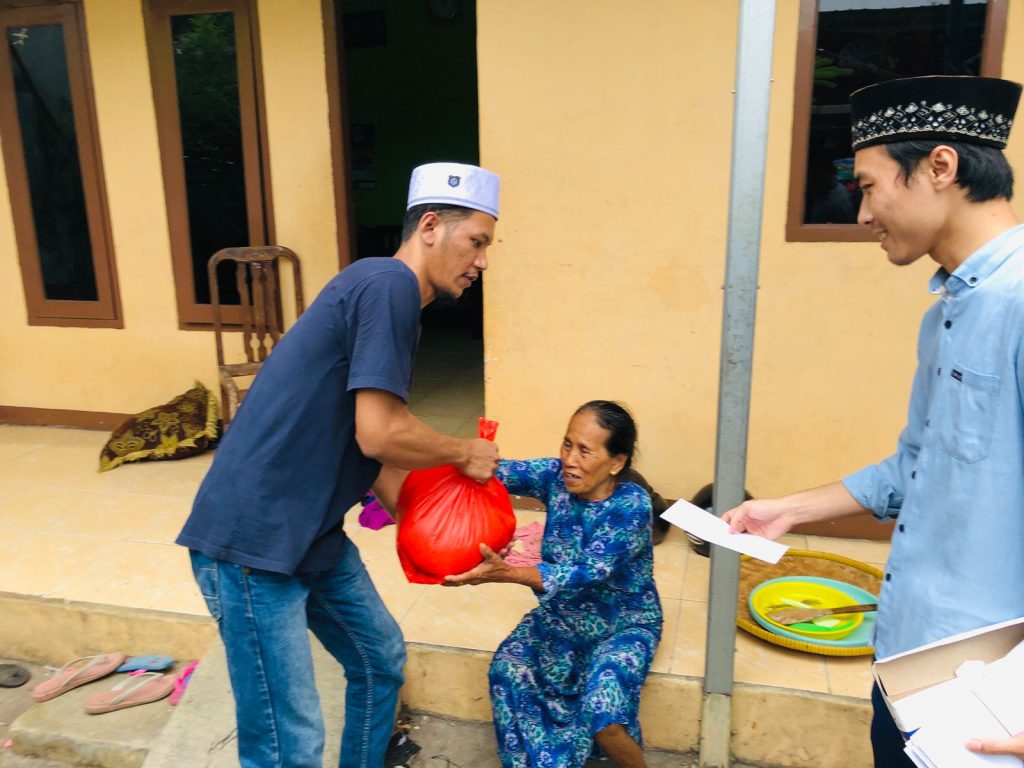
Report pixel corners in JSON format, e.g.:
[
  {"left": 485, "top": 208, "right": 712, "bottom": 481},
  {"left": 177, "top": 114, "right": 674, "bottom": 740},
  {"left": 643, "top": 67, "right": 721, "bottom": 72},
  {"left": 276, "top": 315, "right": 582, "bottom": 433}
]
[{"left": 900, "top": 640, "right": 1024, "bottom": 768}]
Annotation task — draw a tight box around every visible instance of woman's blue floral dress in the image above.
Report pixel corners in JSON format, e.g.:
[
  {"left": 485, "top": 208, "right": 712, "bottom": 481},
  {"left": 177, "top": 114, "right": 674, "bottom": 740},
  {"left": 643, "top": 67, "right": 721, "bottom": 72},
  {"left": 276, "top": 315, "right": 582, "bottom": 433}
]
[{"left": 490, "top": 458, "right": 663, "bottom": 768}]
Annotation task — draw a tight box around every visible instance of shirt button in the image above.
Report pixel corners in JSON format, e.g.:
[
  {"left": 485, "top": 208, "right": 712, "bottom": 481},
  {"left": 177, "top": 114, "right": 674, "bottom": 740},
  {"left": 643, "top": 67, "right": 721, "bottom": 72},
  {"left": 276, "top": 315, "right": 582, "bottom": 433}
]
[
  {"left": 926, "top": 419, "right": 930, "bottom": 427},
  {"left": 937, "top": 367, "right": 942, "bottom": 376},
  {"left": 944, "top": 320, "right": 952, "bottom": 329},
  {"left": 969, "top": 277, "right": 978, "bottom": 285},
  {"left": 899, "top": 524, "right": 905, "bottom": 532},
  {"left": 911, "top": 471, "right": 916, "bottom": 479},
  {"left": 885, "top": 573, "right": 892, "bottom": 582}
]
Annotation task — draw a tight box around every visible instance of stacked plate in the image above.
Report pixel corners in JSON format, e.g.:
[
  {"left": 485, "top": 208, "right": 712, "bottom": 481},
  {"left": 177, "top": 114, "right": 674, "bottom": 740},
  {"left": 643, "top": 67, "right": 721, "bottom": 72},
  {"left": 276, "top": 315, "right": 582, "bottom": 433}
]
[{"left": 748, "top": 576, "right": 877, "bottom": 649}]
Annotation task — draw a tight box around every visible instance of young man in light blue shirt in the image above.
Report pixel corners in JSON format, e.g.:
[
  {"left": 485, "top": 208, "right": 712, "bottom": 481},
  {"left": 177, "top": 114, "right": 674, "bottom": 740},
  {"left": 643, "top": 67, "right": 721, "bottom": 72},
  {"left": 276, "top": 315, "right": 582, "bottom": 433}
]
[{"left": 724, "top": 75, "right": 1024, "bottom": 766}]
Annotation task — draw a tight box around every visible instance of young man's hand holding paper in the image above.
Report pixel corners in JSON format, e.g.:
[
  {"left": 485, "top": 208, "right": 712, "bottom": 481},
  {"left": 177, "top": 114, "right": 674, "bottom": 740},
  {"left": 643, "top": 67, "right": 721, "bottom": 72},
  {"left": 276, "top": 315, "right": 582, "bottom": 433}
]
[{"left": 660, "top": 499, "right": 788, "bottom": 564}]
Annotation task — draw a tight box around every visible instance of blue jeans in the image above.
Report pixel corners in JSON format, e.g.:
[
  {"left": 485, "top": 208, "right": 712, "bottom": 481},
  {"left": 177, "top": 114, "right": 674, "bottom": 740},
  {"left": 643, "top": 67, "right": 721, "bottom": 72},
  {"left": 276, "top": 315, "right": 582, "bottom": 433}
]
[{"left": 190, "top": 539, "right": 406, "bottom": 768}]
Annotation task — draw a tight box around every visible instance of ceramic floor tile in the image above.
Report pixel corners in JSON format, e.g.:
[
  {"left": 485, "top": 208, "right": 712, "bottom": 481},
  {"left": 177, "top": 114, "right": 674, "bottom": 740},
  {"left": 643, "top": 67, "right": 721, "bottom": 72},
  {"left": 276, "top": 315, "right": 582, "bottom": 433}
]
[
  {"left": 40, "top": 427, "right": 110, "bottom": 450},
  {"left": 804, "top": 535, "right": 891, "bottom": 568},
  {"left": 399, "top": 582, "right": 536, "bottom": 651},
  {"left": 0, "top": 444, "right": 117, "bottom": 490},
  {"left": 778, "top": 533, "right": 808, "bottom": 550},
  {"left": 452, "top": 416, "right": 482, "bottom": 438},
  {"left": 669, "top": 600, "right": 709, "bottom": 678},
  {"left": 50, "top": 539, "right": 198, "bottom": 612},
  {"left": 653, "top": 541, "right": 687, "bottom": 600},
  {"left": 733, "top": 630, "right": 830, "bottom": 693},
  {"left": 343, "top": 517, "right": 427, "bottom": 622},
  {"left": 0, "top": 483, "right": 76, "bottom": 530},
  {"left": 657, "top": 524, "right": 690, "bottom": 548},
  {"left": 0, "top": 443, "right": 46, "bottom": 463},
  {"left": 412, "top": 394, "right": 484, "bottom": 419},
  {"left": 156, "top": 582, "right": 215, "bottom": 617},
  {"left": 825, "top": 655, "right": 875, "bottom": 699},
  {"left": 2, "top": 486, "right": 186, "bottom": 541},
  {"left": 362, "top": 564, "right": 428, "bottom": 624},
  {"left": 0, "top": 528, "right": 74, "bottom": 596},
  {"left": 681, "top": 550, "right": 710, "bottom": 602},
  {"left": 97, "top": 458, "right": 210, "bottom": 497},
  {"left": 344, "top": 522, "right": 401, "bottom": 572},
  {"left": 0, "top": 425, "right": 82, "bottom": 447},
  {"left": 118, "top": 496, "right": 194, "bottom": 543},
  {"left": 414, "top": 414, "right": 474, "bottom": 437},
  {"left": 651, "top": 597, "right": 681, "bottom": 674}
]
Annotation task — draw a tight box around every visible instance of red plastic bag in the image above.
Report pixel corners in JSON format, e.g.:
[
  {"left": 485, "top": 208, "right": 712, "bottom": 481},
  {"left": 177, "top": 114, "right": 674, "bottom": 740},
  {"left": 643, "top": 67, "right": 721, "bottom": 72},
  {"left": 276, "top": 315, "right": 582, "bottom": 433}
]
[{"left": 396, "top": 418, "right": 516, "bottom": 584}]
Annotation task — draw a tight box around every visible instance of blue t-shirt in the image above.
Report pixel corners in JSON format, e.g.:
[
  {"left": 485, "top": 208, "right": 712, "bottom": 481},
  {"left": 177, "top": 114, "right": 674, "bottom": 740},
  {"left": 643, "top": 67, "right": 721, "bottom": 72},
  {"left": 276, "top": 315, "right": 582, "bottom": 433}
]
[{"left": 177, "top": 258, "right": 421, "bottom": 575}]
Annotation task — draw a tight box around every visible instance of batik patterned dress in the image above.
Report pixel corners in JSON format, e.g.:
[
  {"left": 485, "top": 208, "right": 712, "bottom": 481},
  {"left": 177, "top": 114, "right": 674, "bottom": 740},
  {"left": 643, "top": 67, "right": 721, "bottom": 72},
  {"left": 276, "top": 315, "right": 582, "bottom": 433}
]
[{"left": 490, "top": 458, "right": 663, "bottom": 768}]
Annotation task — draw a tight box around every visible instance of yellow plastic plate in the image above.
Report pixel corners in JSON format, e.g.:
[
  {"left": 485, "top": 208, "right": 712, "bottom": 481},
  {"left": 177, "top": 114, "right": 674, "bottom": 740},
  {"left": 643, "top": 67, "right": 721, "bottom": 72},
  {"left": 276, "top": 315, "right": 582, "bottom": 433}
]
[{"left": 749, "top": 577, "right": 865, "bottom": 641}]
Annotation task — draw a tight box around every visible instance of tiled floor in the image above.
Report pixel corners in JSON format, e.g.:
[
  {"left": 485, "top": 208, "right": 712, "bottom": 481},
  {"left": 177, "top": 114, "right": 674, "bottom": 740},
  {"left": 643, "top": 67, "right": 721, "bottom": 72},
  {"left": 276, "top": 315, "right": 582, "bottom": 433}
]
[{"left": 0, "top": 327, "right": 889, "bottom": 701}]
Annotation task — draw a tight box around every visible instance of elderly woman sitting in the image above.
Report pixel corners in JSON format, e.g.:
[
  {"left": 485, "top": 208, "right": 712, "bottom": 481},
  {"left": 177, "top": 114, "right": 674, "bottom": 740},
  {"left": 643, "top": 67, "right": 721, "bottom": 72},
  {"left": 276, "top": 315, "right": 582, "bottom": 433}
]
[{"left": 446, "top": 400, "right": 663, "bottom": 768}]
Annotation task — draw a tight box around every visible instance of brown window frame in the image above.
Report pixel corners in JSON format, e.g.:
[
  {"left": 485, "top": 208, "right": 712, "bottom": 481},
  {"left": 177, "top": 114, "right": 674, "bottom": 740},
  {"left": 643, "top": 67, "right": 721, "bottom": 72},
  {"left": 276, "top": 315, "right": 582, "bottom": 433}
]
[
  {"left": 143, "top": 0, "right": 274, "bottom": 329},
  {"left": 786, "top": 0, "right": 1009, "bottom": 243},
  {"left": 0, "top": 0, "right": 121, "bottom": 327}
]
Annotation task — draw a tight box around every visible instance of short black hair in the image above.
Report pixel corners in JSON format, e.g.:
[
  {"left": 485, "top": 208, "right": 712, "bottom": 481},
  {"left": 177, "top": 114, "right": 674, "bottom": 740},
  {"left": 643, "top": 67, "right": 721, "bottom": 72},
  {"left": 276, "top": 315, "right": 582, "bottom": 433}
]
[
  {"left": 883, "top": 139, "right": 1014, "bottom": 202},
  {"left": 401, "top": 203, "right": 474, "bottom": 242},
  {"left": 574, "top": 400, "right": 638, "bottom": 474}
]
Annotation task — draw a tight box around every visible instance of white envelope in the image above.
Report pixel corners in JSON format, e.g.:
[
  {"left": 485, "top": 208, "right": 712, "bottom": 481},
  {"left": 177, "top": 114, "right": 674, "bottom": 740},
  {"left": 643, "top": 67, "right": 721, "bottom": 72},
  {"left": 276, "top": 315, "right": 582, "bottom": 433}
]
[{"left": 659, "top": 499, "right": 788, "bottom": 564}]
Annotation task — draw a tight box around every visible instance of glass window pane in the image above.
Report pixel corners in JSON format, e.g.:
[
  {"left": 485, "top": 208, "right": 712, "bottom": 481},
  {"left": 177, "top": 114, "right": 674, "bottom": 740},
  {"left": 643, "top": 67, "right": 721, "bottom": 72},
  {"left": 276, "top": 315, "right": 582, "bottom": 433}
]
[
  {"left": 8, "top": 23, "right": 97, "bottom": 301},
  {"left": 804, "top": 0, "right": 988, "bottom": 225},
  {"left": 171, "top": 12, "right": 248, "bottom": 306}
]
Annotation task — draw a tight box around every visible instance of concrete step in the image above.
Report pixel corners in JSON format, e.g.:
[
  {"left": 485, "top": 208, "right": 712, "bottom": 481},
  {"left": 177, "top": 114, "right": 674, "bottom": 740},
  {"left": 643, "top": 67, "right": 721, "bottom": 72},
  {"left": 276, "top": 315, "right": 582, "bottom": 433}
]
[
  {"left": 143, "top": 637, "right": 345, "bottom": 768},
  {"left": 2, "top": 639, "right": 345, "bottom": 768},
  {"left": 0, "top": 594, "right": 873, "bottom": 767},
  {"left": 2, "top": 670, "right": 172, "bottom": 768}
]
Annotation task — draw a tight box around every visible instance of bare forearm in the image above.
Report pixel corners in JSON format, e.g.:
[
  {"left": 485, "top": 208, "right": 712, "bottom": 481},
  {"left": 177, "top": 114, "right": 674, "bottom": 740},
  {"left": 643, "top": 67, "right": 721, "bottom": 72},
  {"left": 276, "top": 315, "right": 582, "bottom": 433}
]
[
  {"left": 369, "top": 411, "right": 469, "bottom": 470},
  {"left": 470, "top": 562, "right": 543, "bottom": 590},
  {"left": 507, "top": 566, "right": 543, "bottom": 591},
  {"left": 781, "top": 481, "right": 870, "bottom": 526},
  {"left": 726, "top": 480, "right": 872, "bottom": 539},
  {"left": 371, "top": 466, "right": 408, "bottom": 515}
]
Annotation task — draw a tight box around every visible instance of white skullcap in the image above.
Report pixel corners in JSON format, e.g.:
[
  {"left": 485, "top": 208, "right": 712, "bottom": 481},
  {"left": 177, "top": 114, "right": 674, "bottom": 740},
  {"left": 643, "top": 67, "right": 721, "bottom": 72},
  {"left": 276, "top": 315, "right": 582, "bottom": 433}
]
[{"left": 406, "top": 162, "right": 500, "bottom": 219}]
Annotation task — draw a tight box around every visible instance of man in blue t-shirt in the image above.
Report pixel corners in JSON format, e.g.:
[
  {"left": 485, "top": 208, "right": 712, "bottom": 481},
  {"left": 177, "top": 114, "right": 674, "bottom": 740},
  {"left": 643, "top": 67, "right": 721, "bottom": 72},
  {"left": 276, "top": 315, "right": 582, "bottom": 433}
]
[{"left": 177, "top": 162, "right": 502, "bottom": 768}]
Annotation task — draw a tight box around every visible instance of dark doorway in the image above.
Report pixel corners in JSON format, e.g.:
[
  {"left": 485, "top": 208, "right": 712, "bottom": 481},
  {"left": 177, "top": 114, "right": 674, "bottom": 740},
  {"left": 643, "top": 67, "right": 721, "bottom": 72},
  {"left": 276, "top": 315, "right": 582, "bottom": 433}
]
[{"left": 330, "top": 0, "right": 483, "bottom": 338}]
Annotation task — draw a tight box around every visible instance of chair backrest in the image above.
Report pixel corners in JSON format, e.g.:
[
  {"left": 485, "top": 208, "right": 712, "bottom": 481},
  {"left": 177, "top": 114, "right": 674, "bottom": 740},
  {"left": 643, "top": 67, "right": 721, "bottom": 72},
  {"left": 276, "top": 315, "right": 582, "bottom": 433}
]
[{"left": 208, "top": 246, "right": 305, "bottom": 422}]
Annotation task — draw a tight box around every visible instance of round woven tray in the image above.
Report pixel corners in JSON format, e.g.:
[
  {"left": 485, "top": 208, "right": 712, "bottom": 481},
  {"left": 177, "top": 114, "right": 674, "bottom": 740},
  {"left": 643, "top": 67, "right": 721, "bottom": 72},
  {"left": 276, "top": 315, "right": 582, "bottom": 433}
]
[{"left": 737, "top": 549, "right": 883, "bottom": 657}]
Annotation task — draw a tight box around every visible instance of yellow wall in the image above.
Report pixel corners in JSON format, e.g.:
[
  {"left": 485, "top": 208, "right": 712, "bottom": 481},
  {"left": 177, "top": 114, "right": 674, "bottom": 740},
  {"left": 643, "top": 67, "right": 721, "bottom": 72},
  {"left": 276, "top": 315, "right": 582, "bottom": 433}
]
[
  {"left": 0, "top": 0, "right": 337, "bottom": 414},
  {"left": 479, "top": 0, "right": 1024, "bottom": 502},
  {"left": 3, "top": 0, "right": 1023, "bottom": 507}
]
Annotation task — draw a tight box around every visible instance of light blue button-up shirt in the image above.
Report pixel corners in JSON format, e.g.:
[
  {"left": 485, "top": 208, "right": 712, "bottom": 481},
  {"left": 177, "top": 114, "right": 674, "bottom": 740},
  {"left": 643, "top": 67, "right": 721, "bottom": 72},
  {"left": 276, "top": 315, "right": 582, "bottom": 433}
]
[{"left": 843, "top": 224, "right": 1024, "bottom": 659}]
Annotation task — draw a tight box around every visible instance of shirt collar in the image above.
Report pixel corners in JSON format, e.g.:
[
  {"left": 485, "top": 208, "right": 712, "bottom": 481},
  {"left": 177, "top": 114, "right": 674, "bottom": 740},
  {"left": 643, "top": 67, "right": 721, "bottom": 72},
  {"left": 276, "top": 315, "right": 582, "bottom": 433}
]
[{"left": 929, "top": 223, "right": 1024, "bottom": 296}]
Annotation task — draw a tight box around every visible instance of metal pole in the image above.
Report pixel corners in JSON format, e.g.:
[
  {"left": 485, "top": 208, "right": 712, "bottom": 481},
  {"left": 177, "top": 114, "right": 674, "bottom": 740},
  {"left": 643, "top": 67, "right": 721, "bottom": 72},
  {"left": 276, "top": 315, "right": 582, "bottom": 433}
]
[{"left": 700, "top": 1, "right": 777, "bottom": 766}]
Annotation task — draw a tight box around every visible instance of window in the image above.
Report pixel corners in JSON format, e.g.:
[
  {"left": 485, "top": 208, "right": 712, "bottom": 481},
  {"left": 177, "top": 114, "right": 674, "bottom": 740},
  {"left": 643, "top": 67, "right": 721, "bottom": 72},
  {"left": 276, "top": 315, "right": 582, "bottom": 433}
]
[
  {"left": 787, "top": 0, "right": 1008, "bottom": 242},
  {"left": 0, "top": 1, "right": 120, "bottom": 327},
  {"left": 144, "top": 0, "right": 272, "bottom": 327}
]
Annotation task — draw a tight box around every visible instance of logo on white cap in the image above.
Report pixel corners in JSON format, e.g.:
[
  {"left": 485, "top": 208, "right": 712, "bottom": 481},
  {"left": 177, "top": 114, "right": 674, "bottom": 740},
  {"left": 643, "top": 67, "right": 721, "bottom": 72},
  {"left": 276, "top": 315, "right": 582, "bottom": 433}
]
[{"left": 407, "top": 162, "right": 500, "bottom": 219}]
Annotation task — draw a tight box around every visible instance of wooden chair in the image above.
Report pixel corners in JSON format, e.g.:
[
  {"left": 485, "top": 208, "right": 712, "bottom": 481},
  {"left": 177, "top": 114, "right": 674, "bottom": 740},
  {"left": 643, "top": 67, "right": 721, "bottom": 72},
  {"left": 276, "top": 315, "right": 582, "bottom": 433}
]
[{"left": 208, "top": 246, "right": 305, "bottom": 425}]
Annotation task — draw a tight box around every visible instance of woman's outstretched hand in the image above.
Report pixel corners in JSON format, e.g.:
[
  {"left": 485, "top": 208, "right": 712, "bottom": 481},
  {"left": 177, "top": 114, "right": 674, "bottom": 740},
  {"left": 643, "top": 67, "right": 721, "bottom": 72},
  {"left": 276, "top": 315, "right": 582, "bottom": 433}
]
[{"left": 444, "top": 544, "right": 508, "bottom": 586}]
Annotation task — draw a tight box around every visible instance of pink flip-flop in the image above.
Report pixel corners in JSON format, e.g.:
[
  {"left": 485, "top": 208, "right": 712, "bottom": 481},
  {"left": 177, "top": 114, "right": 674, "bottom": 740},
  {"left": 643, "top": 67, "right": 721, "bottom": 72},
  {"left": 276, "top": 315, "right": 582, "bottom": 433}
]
[
  {"left": 84, "top": 672, "right": 175, "bottom": 714},
  {"left": 32, "top": 652, "right": 127, "bottom": 703}
]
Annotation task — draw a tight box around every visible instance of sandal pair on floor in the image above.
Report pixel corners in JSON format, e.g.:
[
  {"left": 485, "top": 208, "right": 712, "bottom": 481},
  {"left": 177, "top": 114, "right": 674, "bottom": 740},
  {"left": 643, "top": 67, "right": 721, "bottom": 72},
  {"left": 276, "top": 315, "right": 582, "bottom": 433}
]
[{"left": 32, "top": 652, "right": 175, "bottom": 714}]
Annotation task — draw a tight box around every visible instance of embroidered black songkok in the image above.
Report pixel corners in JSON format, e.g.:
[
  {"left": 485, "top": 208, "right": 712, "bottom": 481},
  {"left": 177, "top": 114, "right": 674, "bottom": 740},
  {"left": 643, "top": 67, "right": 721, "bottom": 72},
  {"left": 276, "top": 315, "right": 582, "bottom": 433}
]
[{"left": 850, "top": 75, "right": 1021, "bottom": 151}]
